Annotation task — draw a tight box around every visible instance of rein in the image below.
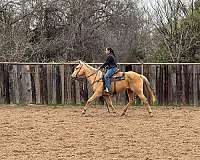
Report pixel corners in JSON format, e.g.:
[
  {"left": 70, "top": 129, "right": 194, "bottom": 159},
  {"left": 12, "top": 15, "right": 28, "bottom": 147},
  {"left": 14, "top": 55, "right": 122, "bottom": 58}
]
[
  {"left": 75, "top": 64, "right": 101, "bottom": 85},
  {"left": 75, "top": 64, "right": 96, "bottom": 79},
  {"left": 85, "top": 72, "right": 97, "bottom": 79},
  {"left": 74, "top": 64, "right": 83, "bottom": 78},
  {"left": 91, "top": 77, "right": 102, "bottom": 86},
  {"left": 88, "top": 70, "right": 103, "bottom": 86},
  {"left": 91, "top": 71, "right": 98, "bottom": 86}
]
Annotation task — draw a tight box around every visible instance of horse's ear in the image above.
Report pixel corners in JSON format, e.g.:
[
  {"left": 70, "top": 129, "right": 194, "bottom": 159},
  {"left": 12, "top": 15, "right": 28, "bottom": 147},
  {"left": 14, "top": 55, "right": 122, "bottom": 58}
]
[{"left": 78, "top": 60, "right": 83, "bottom": 64}]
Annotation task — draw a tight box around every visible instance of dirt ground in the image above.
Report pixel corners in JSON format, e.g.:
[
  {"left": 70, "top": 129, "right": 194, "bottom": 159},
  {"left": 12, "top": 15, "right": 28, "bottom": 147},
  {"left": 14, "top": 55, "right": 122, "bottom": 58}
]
[{"left": 0, "top": 105, "right": 200, "bottom": 160}]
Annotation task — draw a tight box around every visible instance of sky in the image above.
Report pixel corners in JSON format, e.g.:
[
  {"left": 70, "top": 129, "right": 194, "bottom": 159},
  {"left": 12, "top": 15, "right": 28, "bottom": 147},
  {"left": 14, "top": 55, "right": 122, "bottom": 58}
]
[
  {"left": 142, "top": 0, "right": 192, "bottom": 7},
  {"left": 141, "top": 0, "right": 193, "bottom": 14}
]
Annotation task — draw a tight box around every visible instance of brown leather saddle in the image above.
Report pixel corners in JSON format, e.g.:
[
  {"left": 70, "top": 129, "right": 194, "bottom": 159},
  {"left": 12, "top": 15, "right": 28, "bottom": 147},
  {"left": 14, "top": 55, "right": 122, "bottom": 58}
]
[
  {"left": 110, "top": 69, "right": 125, "bottom": 81},
  {"left": 102, "top": 69, "right": 125, "bottom": 81},
  {"left": 102, "top": 69, "right": 125, "bottom": 95}
]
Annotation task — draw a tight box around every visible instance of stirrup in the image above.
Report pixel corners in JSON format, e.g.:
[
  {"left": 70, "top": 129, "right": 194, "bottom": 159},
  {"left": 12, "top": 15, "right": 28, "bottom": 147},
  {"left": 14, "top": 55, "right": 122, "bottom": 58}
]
[
  {"left": 103, "top": 91, "right": 111, "bottom": 96},
  {"left": 103, "top": 88, "right": 112, "bottom": 95},
  {"left": 104, "top": 87, "right": 109, "bottom": 92}
]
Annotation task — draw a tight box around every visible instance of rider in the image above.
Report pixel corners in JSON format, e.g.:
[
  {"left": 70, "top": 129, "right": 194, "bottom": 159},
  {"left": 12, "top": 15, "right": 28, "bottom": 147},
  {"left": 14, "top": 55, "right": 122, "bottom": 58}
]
[{"left": 98, "top": 47, "right": 117, "bottom": 94}]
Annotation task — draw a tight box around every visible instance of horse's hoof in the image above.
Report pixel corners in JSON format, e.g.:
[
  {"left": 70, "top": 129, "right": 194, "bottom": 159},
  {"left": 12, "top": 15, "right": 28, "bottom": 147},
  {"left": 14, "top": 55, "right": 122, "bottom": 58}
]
[
  {"left": 121, "top": 112, "right": 125, "bottom": 116},
  {"left": 82, "top": 110, "right": 86, "bottom": 115},
  {"left": 149, "top": 113, "right": 153, "bottom": 117}
]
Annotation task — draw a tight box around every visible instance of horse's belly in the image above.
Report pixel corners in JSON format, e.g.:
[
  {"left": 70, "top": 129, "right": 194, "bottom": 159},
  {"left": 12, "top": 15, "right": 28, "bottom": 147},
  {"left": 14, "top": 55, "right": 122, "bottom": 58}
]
[{"left": 112, "top": 80, "right": 128, "bottom": 93}]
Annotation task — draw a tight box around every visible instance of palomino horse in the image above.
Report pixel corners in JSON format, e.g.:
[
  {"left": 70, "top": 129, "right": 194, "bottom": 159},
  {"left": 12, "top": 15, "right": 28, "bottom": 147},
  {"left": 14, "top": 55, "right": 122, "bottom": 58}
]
[{"left": 71, "top": 61, "right": 156, "bottom": 117}]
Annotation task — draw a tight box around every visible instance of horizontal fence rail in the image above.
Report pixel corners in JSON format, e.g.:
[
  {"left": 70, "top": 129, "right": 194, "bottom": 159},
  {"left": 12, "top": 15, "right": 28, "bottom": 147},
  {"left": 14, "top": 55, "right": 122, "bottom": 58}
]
[{"left": 0, "top": 63, "right": 199, "bottom": 106}]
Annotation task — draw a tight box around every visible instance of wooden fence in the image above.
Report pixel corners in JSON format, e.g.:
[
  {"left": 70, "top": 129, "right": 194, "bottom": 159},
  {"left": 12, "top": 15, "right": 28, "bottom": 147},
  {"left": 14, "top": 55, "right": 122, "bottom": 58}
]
[{"left": 0, "top": 63, "right": 199, "bottom": 106}]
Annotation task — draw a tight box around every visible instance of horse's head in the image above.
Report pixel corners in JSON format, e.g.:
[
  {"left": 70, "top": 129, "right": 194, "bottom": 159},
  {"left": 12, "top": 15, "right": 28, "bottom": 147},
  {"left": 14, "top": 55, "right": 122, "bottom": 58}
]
[{"left": 71, "top": 60, "right": 86, "bottom": 79}]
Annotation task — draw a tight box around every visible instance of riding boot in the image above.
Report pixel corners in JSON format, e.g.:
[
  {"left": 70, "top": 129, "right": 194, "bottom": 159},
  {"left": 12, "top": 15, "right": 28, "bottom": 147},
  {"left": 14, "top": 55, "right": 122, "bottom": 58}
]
[{"left": 103, "top": 87, "right": 112, "bottom": 95}]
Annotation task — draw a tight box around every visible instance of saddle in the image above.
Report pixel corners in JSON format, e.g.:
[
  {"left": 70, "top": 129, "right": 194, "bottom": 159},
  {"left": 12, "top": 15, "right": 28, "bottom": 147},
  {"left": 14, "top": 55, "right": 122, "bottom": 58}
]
[
  {"left": 110, "top": 69, "right": 125, "bottom": 81},
  {"left": 102, "top": 69, "right": 125, "bottom": 95},
  {"left": 102, "top": 69, "right": 125, "bottom": 81}
]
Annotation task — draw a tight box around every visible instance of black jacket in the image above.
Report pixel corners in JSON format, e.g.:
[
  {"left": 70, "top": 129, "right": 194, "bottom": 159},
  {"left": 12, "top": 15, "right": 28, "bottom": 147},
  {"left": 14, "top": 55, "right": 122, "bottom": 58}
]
[{"left": 100, "top": 54, "right": 117, "bottom": 69}]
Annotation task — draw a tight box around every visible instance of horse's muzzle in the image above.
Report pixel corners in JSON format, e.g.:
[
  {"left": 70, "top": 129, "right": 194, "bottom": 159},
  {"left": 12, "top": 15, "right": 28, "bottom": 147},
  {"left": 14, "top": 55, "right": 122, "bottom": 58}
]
[
  {"left": 71, "top": 75, "right": 77, "bottom": 80},
  {"left": 71, "top": 75, "right": 82, "bottom": 81}
]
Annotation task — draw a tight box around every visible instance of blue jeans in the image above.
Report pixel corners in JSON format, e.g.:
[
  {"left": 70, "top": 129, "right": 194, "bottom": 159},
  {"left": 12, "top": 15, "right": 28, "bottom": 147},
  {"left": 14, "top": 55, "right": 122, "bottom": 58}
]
[{"left": 104, "top": 67, "right": 117, "bottom": 92}]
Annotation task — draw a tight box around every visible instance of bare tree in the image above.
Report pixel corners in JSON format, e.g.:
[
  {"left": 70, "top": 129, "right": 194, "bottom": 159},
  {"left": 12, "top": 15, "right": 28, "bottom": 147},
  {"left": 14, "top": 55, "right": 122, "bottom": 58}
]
[
  {"left": 0, "top": 0, "right": 150, "bottom": 62},
  {"left": 148, "top": 0, "right": 200, "bottom": 62}
]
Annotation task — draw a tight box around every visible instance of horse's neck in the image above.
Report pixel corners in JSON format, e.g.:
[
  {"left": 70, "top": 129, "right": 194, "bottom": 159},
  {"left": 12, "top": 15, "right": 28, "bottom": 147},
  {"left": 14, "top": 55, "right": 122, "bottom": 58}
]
[{"left": 85, "top": 67, "right": 101, "bottom": 85}]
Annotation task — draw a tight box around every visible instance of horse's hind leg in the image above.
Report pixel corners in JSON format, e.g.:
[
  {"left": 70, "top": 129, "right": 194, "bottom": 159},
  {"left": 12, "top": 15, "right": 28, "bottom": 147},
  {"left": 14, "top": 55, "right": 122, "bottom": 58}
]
[
  {"left": 121, "top": 89, "right": 133, "bottom": 116},
  {"left": 137, "top": 92, "right": 153, "bottom": 117},
  {"left": 103, "top": 96, "right": 110, "bottom": 113},
  {"left": 104, "top": 96, "right": 116, "bottom": 113}
]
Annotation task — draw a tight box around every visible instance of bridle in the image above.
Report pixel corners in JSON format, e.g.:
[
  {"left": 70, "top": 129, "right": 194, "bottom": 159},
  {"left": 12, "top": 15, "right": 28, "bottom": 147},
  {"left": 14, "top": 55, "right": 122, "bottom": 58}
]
[
  {"left": 74, "top": 64, "right": 101, "bottom": 85},
  {"left": 74, "top": 64, "right": 84, "bottom": 79}
]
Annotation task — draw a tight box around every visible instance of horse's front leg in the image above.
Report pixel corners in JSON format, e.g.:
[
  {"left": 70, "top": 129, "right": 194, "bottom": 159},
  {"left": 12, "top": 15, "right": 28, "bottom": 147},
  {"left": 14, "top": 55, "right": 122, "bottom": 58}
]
[{"left": 82, "top": 92, "right": 100, "bottom": 114}]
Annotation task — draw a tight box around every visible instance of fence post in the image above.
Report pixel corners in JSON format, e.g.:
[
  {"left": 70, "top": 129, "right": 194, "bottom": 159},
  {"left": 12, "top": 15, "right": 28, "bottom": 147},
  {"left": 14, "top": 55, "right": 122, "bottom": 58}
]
[{"left": 141, "top": 63, "right": 144, "bottom": 75}]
